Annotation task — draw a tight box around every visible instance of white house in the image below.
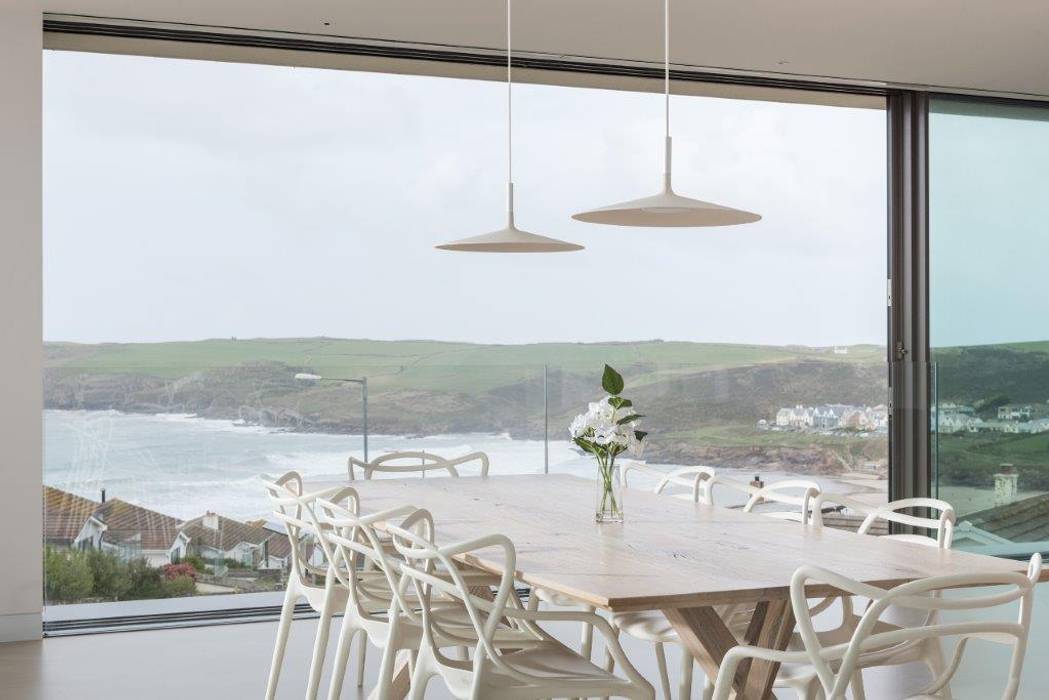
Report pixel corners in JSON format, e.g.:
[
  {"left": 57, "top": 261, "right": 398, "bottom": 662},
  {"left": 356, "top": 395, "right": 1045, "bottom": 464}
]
[
  {"left": 180, "top": 512, "right": 283, "bottom": 569},
  {"left": 89, "top": 498, "right": 189, "bottom": 567},
  {"left": 998, "top": 404, "right": 1033, "bottom": 421}
]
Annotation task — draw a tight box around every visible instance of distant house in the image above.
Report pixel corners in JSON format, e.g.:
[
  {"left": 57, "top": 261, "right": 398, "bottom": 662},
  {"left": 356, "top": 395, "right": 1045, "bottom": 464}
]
[
  {"left": 256, "top": 525, "right": 302, "bottom": 571},
  {"left": 180, "top": 512, "right": 298, "bottom": 571},
  {"left": 92, "top": 498, "right": 189, "bottom": 566},
  {"left": 181, "top": 512, "right": 271, "bottom": 567},
  {"left": 42, "top": 486, "right": 103, "bottom": 550},
  {"left": 998, "top": 404, "right": 1033, "bottom": 421},
  {"left": 937, "top": 412, "right": 983, "bottom": 434}
]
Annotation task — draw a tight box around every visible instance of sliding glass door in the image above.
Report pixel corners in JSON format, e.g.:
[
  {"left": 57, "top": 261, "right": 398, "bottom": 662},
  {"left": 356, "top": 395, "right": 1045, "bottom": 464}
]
[{"left": 930, "top": 97, "right": 1049, "bottom": 555}]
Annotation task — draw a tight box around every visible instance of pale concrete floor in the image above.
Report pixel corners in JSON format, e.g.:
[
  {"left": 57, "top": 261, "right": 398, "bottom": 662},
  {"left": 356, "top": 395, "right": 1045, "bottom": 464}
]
[{"left": 2, "top": 613, "right": 1029, "bottom": 700}]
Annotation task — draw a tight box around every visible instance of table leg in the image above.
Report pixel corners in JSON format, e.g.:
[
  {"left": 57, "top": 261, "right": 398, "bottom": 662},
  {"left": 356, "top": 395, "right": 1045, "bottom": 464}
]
[{"left": 664, "top": 600, "right": 795, "bottom": 700}]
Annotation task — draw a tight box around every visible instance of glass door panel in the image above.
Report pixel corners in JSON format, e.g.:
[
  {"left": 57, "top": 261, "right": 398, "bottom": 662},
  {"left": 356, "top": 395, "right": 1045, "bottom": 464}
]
[{"left": 930, "top": 98, "right": 1049, "bottom": 555}]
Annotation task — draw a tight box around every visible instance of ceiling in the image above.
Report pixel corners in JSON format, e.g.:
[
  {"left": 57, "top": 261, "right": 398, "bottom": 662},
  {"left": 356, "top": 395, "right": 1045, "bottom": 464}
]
[{"left": 41, "top": 0, "right": 1049, "bottom": 100}]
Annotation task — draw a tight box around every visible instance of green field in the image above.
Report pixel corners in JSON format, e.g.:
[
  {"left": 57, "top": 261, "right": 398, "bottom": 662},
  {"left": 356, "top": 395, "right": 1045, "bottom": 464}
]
[
  {"left": 937, "top": 431, "right": 1049, "bottom": 490},
  {"left": 45, "top": 337, "right": 885, "bottom": 393}
]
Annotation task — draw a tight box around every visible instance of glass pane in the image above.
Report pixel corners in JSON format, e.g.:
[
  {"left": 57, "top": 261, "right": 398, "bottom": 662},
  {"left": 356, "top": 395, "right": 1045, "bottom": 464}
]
[
  {"left": 931, "top": 98, "right": 1049, "bottom": 555},
  {"left": 43, "top": 49, "right": 886, "bottom": 616}
]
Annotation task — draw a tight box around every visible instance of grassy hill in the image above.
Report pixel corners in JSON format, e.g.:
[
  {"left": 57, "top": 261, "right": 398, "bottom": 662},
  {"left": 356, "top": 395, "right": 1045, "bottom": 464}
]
[
  {"left": 43, "top": 336, "right": 1049, "bottom": 483},
  {"left": 45, "top": 337, "right": 889, "bottom": 473},
  {"left": 45, "top": 337, "right": 883, "bottom": 388}
]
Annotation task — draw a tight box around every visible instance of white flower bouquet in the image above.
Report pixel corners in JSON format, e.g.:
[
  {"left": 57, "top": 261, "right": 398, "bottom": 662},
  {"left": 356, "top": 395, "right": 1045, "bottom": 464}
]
[{"left": 569, "top": 365, "right": 647, "bottom": 522}]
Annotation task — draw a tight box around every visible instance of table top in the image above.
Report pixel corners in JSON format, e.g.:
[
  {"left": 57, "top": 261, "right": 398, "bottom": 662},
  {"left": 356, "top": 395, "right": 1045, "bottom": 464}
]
[{"left": 328, "top": 474, "right": 1046, "bottom": 612}]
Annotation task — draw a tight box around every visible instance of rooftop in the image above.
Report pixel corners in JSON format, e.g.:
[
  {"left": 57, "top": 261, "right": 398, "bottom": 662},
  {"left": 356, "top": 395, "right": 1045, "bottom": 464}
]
[
  {"left": 180, "top": 513, "right": 272, "bottom": 552},
  {"left": 42, "top": 486, "right": 100, "bottom": 545},
  {"left": 93, "top": 498, "right": 184, "bottom": 551},
  {"left": 963, "top": 493, "right": 1049, "bottom": 543}
]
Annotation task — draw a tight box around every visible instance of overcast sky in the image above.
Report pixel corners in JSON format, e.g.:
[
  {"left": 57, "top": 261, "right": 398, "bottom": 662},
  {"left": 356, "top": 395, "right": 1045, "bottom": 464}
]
[{"left": 44, "top": 50, "right": 891, "bottom": 347}]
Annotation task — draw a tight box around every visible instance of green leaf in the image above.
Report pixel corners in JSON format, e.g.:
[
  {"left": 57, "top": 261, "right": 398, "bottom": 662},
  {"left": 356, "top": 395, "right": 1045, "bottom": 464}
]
[
  {"left": 617, "top": 414, "right": 644, "bottom": 425},
  {"left": 616, "top": 398, "right": 633, "bottom": 408},
  {"left": 601, "top": 364, "right": 624, "bottom": 395},
  {"left": 608, "top": 396, "right": 624, "bottom": 409},
  {"left": 634, "top": 430, "right": 648, "bottom": 441}
]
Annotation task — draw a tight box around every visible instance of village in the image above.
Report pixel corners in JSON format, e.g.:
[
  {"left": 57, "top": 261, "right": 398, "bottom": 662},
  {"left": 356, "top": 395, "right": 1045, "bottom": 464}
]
[
  {"left": 43, "top": 486, "right": 301, "bottom": 603},
  {"left": 763, "top": 400, "right": 1049, "bottom": 436},
  {"left": 762, "top": 403, "right": 890, "bottom": 433},
  {"left": 933, "top": 401, "right": 1049, "bottom": 434}
]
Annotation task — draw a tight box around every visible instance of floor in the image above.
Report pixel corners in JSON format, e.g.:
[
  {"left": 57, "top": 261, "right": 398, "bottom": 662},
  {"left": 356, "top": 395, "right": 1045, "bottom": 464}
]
[{"left": 1, "top": 611, "right": 1026, "bottom": 700}]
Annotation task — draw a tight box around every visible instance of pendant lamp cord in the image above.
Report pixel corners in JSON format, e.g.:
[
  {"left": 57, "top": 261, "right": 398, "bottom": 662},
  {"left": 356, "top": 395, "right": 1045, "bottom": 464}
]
[
  {"left": 663, "top": 0, "right": 672, "bottom": 183},
  {"left": 507, "top": 0, "right": 513, "bottom": 189},
  {"left": 664, "top": 0, "right": 670, "bottom": 144}
]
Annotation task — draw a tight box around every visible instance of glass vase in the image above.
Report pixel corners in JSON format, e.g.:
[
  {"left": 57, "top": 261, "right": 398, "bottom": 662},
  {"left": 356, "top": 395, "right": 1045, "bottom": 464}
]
[{"left": 595, "top": 462, "right": 624, "bottom": 523}]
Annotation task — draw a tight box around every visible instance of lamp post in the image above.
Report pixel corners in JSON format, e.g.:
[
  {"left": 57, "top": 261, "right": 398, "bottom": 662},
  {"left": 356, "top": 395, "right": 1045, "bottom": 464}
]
[{"left": 295, "top": 373, "right": 369, "bottom": 462}]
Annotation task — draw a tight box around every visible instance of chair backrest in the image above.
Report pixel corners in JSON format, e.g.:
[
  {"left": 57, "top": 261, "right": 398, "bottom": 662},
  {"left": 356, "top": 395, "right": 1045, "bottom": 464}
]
[
  {"left": 709, "top": 477, "right": 821, "bottom": 524},
  {"left": 790, "top": 554, "right": 1042, "bottom": 700},
  {"left": 621, "top": 462, "right": 717, "bottom": 504},
  {"left": 314, "top": 493, "right": 418, "bottom": 618},
  {"left": 262, "top": 471, "right": 338, "bottom": 585},
  {"left": 348, "top": 450, "right": 490, "bottom": 480},
  {"left": 812, "top": 494, "right": 955, "bottom": 548},
  {"left": 386, "top": 511, "right": 532, "bottom": 674}
]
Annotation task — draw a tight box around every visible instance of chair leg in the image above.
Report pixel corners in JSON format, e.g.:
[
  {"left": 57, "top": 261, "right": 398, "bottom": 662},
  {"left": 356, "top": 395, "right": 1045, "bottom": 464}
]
[
  {"left": 605, "top": 624, "right": 619, "bottom": 673},
  {"left": 355, "top": 634, "right": 367, "bottom": 688},
  {"left": 654, "top": 642, "right": 672, "bottom": 700},
  {"left": 375, "top": 632, "right": 403, "bottom": 700},
  {"left": 407, "top": 652, "right": 431, "bottom": 700},
  {"left": 265, "top": 584, "right": 299, "bottom": 700},
  {"left": 581, "top": 605, "right": 595, "bottom": 661},
  {"left": 678, "top": 651, "right": 693, "bottom": 700},
  {"left": 306, "top": 580, "right": 338, "bottom": 700},
  {"left": 924, "top": 638, "right": 952, "bottom": 700},
  {"left": 326, "top": 618, "right": 360, "bottom": 700},
  {"left": 701, "top": 675, "right": 713, "bottom": 700},
  {"left": 849, "top": 669, "right": 866, "bottom": 700}
]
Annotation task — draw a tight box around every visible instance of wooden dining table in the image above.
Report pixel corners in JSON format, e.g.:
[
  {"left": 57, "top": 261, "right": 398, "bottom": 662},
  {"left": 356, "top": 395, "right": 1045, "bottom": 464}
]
[{"left": 330, "top": 473, "right": 1047, "bottom": 699}]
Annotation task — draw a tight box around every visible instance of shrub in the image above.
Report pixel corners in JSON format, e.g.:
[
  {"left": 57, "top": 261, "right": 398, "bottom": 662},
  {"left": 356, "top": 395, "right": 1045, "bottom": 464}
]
[
  {"left": 44, "top": 547, "right": 93, "bottom": 603},
  {"left": 162, "top": 574, "right": 197, "bottom": 597},
  {"left": 181, "top": 553, "right": 207, "bottom": 573},
  {"left": 124, "top": 558, "right": 165, "bottom": 600},
  {"left": 162, "top": 562, "right": 198, "bottom": 581},
  {"left": 86, "top": 549, "right": 131, "bottom": 600}
]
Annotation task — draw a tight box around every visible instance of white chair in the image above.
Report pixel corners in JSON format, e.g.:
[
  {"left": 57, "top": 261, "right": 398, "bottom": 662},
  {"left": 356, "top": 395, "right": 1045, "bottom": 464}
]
[
  {"left": 263, "top": 471, "right": 352, "bottom": 700},
  {"left": 777, "top": 496, "right": 958, "bottom": 699},
  {"left": 316, "top": 493, "right": 508, "bottom": 699},
  {"left": 348, "top": 450, "right": 489, "bottom": 480},
  {"left": 622, "top": 461, "right": 718, "bottom": 503},
  {"left": 712, "top": 554, "right": 1043, "bottom": 700},
  {"left": 728, "top": 477, "right": 822, "bottom": 524},
  {"left": 387, "top": 510, "right": 655, "bottom": 700}
]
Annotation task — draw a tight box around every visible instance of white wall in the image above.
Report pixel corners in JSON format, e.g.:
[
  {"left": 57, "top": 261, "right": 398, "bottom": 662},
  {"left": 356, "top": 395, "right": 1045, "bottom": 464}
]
[{"left": 0, "top": 1, "right": 42, "bottom": 643}]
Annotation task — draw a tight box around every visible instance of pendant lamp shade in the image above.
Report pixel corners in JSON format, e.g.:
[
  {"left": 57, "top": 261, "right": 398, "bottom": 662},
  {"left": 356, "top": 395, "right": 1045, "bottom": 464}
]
[
  {"left": 572, "top": 0, "right": 760, "bottom": 228},
  {"left": 437, "top": 185, "right": 584, "bottom": 252},
  {"left": 572, "top": 138, "right": 761, "bottom": 227},
  {"left": 436, "top": 0, "right": 582, "bottom": 253}
]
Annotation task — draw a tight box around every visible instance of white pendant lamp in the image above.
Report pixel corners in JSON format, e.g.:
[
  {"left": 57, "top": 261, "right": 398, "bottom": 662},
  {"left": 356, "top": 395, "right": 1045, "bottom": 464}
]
[
  {"left": 572, "top": 0, "right": 761, "bottom": 228},
  {"left": 436, "top": 0, "right": 583, "bottom": 253}
]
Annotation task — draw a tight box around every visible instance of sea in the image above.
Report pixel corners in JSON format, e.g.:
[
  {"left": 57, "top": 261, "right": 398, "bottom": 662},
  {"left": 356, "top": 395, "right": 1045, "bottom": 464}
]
[{"left": 44, "top": 409, "right": 868, "bottom": 523}]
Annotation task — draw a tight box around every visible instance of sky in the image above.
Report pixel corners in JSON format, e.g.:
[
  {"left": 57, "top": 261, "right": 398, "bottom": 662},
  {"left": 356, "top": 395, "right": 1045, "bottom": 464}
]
[
  {"left": 929, "top": 106, "right": 1049, "bottom": 348},
  {"left": 43, "top": 50, "right": 891, "bottom": 347}
]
